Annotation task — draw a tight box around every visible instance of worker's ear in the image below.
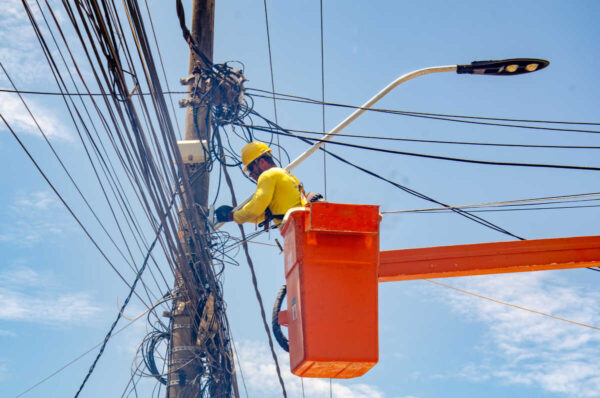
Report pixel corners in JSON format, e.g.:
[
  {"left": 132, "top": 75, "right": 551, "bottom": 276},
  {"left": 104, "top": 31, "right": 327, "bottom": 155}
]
[{"left": 257, "top": 156, "right": 267, "bottom": 170}]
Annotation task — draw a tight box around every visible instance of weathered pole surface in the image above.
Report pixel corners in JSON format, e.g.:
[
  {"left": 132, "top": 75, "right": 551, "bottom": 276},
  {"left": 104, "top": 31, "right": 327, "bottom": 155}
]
[{"left": 167, "top": 0, "right": 217, "bottom": 396}]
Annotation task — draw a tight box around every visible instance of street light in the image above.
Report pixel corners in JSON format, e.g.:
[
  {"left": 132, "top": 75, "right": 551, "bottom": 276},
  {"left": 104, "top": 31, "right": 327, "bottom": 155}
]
[
  {"left": 457, "top": 58, "right": 549, "bottom": 76},
  {"left": 286, "top": 58, "right": 549, "bottom": 171},
  {"left": 216, "top": 58, "right": 549, "bottom": 228}
]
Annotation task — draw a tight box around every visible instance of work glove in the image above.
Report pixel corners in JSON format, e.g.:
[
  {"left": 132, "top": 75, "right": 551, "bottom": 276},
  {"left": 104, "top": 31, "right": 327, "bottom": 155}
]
[
  {"left": 307, "top": 192, "right": 325, "bottom": 203},
  {"left": 215, "top": 205, "right": 234, "bottom": 223}
]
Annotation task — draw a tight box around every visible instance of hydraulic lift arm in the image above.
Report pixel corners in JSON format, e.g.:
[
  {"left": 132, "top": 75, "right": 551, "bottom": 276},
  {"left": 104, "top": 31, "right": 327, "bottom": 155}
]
[{"left": 379, "top": 235, "right": 600, "bottom": 282}]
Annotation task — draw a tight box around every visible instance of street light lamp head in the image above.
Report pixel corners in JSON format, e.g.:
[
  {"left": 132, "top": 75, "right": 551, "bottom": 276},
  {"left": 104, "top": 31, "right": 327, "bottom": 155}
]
[{"left": 457, "top": 58, "right": 549, "bottom": 76}]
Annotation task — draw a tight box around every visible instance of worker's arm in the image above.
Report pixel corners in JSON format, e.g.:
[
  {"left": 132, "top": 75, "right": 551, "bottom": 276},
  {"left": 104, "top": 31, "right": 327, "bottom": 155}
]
[{"left": 233, "top": 171, "right": 276, "bottom": 224}]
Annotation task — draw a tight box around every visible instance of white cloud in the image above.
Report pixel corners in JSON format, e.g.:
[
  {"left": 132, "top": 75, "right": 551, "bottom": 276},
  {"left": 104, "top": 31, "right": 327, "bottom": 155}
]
[
  {"left": 0, "top": 220, "right": 65, "bottom": 245},
  {"left": 437, "top": 272, "right": 600, "bottom": 397},
  {"left": 0, "top": 0, "right": 71, "bottom": 87},
  {"left": 235, "top": 341, "right": 384, "bottom": 398},
  {"left": 0, "top": 265, "right": 101, "bottom": 325},
  {"left": 14, "top": 191, "right": 59, "bottom": 211},
  {"left": 0, "top": 265, "right": 41, "bottom": 286},
  {"left": 0, "top": 0, "right": 44, "bottom": 85},
  {"left": 0, "top": 290, "right": 100, "bottom": 323},
  {"left": 0, "top": 191, "right": 71, "bottom": 246},
  {"left": 0, "top": 92, "right": 72, "bottom": 141},
  {"left": 0, "top": 1, "right": 73, "bottom": 141}
]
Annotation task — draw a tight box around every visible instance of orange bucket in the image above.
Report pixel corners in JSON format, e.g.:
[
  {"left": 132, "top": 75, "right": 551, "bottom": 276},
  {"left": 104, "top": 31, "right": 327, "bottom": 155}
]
[{"left": 280, "top": 202, "right": 380, "bottom": 378}]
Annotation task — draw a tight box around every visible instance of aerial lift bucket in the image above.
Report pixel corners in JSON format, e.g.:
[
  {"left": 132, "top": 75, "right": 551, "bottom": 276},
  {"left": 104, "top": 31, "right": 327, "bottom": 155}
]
[
  {"left": 276, "top": 200, "right": 600, "bottom": 380},
  {"left": 279, "top": 202, "right": 381, "bottom": 378}
]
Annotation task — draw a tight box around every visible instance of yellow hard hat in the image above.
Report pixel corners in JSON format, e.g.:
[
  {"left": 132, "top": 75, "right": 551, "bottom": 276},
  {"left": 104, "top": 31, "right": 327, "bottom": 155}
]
[{"left": 241, "top": 141, "right": 272, "bottom": 171}]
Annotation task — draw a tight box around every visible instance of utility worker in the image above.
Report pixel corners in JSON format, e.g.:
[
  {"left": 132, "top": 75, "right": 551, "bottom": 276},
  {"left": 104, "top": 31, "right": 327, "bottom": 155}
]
[{"left": 216, "top": 141, "right": 320, "bottom": 228}]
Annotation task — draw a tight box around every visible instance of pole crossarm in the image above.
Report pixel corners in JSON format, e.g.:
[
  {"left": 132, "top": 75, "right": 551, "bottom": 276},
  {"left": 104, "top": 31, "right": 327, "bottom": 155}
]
[{"left": 378, "top": 235, "right": 600, "bottom": 282}]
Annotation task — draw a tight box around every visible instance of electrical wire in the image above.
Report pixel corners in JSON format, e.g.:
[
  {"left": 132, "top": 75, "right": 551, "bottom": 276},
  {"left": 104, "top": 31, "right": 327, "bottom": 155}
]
[
  {"left": 216, "top": 133, "right": 288, "bottom": 398},
  {"left": 15, "top": 1, "right": 600, "bottom": 395},
  {"left": 1, "top": 114, "right": 152, "bottom": 304},
  {"left": 261, "top": 0, "right": 281, "bottom": 160},
  {"left": 244, "top": 108, "right": 525, "bottom": 240},
  {"left": 74, "top": 204, "right": 172, "bottom": 398},
  {"left": 319, "top": 0, "right": 327, "bottom": 200},
  {"left": 143, "top": 0, "right": 183, "bottom": 139},
  {"left": 5, "top": 84, "right": 600, "bottom": 131},
  {"left": 234, "top": 123, "right": 600, "bottom": 150},
  {"left": 246, "top": 88, "right": 600, "bottom": 129},
  {"left": 406, "top": 204, "right": 600, "bottom": 214},
  {"left": 11, "top": 1, "right": 248, "bottom": 396},
  {"left": 0, "top": 87, "right": 187, "bottom": 96},
  {"left": 243, "top": 124, "right": 600, "bottom": 172},
  {"left": 13, "top": 315, "right": 145, "bottom": 398},
  {"left": 381, "top": 193, "right": 600, "bottom": 214},
  {"left": 426, "top": 279, "right": 600, "bottom": 331}
]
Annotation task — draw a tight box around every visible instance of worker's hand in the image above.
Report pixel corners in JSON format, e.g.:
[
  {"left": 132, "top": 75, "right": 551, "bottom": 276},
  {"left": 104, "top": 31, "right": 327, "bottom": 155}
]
[
  {"left": 215, "top": 205, "right": 234, "bottom": 223},
  {"left": 307, "top": 192, "right": 325, "bottom": 203}
]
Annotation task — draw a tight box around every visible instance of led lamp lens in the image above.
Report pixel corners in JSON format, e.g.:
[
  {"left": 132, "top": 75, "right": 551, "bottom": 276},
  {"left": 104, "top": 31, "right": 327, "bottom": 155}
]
[
  {"left": 526, "top": 63, "right": 539, "bottom": 72},
  {"left": 506, "top": 64, "right": 519, "bottom": 73}
]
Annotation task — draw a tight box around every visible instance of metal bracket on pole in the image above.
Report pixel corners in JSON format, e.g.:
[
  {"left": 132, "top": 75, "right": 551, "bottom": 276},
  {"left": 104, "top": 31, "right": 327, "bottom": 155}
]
[
  {"left": 173, "top": 323, "right": 193, "bottom": 330},
  {"left": 208, "top": 205, "right": 215, "bottom": 227},
  {"left": 180, "top": 75, "right": 196, "bottom": 85}
]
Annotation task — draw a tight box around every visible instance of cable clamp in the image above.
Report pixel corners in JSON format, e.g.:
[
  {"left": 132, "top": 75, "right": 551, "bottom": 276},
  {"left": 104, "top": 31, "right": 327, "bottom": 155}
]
[
  {"left": 178, "top": 97, "right": 207, "bottom": 108},
  {"left": 173, "top": 323, "right": 193, "bottom": 330},
  {"left": 172, "top": 345, "right": 198, "bottom": 353},
  {"left": 168, "top": 379, "right": 186, "bottom": 386}
]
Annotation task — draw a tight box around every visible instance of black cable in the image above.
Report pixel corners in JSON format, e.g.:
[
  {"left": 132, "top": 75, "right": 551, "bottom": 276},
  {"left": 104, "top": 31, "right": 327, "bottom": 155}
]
[
  {"left": 246, "top": 109, "right": 525, "bottom": 239},
  {"left": 246, "top": 124, "right": 600, "bottom": 172},
  {"left": 272, "top": 285, "right": 289, "bottom": 352},
  {"left": 7, "top": 84, "right": 600, "bottom": 131},
  {"left": 174, "top": 0, "right": 213, "bottom": 67},
  {"left": 0, "top": 87, "right": 184, "bottom": 96},
  {"left": 246, "top": 88, "right": 600, "bottom": 128},
  {"left": 319, "top": 0, "right": 327, "bottom": 199},
  {"left": 262, "top": 0, "right": 280, "bottom": 131},
  {"left": 216, "top": 132, "right": 288, "bottom": 398},
  {"left": 316, "top": 142, "right": 600, "bottom": 275},
  {"left": 405, "top": 204, "right": 600, "bottom": 213},
  {"left": 143, "top": 0, "right": 183, "bottom": 139},
  {"left": 27, "top": 2, "right": 239, "bottom": 394},
  {"left": 73, "top": 200, "right": 172, "bottom": 397},
  {"left": 24, "top": 3, "right": 171, "bottom": 304},
  {"left": 1, "top": 114, "right": 152, "bottom": 302},
  {"left": 235, "top": 123, "right": 600, "bottom": 150}
]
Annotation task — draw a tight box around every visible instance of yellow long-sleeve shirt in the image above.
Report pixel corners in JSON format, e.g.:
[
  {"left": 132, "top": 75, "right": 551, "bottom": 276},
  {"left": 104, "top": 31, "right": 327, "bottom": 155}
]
[{"left": 233, "top": 167, "right": 305, "bottom": 226}]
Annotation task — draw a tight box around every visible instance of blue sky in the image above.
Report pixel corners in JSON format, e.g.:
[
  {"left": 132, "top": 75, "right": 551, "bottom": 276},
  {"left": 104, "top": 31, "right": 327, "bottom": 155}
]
[{"left": 1, "top": 1, "right": 600, "bottom": 397}]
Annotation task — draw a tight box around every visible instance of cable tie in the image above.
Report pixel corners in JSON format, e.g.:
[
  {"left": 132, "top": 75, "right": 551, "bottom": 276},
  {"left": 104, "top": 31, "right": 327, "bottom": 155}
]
[{"left": 172, "top": 345, "right": 199, "bottom": 353}]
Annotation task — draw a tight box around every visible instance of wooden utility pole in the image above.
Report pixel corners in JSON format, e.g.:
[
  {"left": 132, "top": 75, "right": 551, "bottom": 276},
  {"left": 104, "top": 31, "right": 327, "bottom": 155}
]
[{"left": 167, "top": 0, "right": 227, "bottom": 397}]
